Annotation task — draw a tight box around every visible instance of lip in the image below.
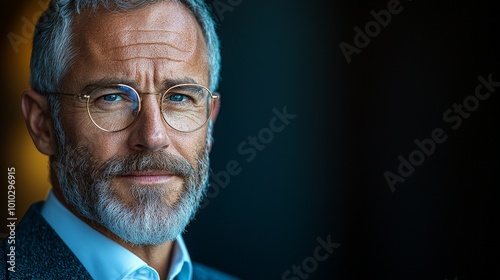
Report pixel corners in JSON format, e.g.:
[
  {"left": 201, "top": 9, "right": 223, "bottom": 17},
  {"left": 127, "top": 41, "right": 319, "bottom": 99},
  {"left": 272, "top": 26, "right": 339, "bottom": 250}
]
[{"left": 118, "top": 171, "right": 176, "bottom": 185}]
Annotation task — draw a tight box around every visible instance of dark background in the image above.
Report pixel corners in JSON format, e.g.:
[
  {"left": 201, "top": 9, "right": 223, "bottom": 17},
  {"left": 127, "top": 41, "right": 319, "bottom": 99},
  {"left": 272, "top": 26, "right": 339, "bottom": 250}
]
[{"left": 1, "top": 0, "right": 499, "bottom": 279}]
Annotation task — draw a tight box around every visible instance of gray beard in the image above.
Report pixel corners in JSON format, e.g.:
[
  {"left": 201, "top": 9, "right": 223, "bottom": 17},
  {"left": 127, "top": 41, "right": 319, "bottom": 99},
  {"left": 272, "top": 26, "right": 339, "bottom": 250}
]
[{"left": 52, "top": 137, "right": 210, "bottom": 246}]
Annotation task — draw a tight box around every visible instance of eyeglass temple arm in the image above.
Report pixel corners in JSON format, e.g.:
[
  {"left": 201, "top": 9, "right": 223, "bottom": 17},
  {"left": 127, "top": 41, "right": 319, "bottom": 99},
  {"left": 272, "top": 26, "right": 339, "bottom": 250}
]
[{"left": 44, "top": 92, "right": 89, "bottom": 100}]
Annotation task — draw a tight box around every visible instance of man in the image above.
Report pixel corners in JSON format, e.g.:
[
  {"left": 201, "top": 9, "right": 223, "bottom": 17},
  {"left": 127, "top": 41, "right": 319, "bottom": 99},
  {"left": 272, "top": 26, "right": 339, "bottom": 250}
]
[{"left": 1, "top": 0, "right": 237, "bottom": 279}]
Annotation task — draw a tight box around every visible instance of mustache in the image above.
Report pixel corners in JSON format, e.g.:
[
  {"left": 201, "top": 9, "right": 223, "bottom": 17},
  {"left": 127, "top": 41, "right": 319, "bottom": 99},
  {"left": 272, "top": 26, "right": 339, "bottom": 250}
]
[
  {"left": 57, "top": 148, "right": 195, "bottom": 181},
  {"left": 83, "top": 150, "right": 195, "bottom": 181}
]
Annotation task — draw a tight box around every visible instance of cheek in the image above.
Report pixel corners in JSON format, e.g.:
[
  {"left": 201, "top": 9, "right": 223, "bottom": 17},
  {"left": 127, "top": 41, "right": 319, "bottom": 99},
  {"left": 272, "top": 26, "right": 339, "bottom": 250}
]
[
  {"left": 170, "top": 130, "right": 208, "bottom": 164},
  {"left": 61, "top": 115, "right": 127, "bottom": 161},
  {"left": 83, "top": 136, "right": 128, "bottom": 161},
  {"left": 59, "top": 105, "right": 93, "bottom": 145}
]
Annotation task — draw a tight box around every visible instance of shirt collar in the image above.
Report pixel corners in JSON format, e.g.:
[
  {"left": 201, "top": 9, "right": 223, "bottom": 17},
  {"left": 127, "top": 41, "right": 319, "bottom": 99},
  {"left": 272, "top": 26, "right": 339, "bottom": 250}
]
[
  {"left": 41, "top": 190, "right": 193, "bottom": 280},
  {"left": 168, "top": 233, "right": 192, "bottom": 280}
]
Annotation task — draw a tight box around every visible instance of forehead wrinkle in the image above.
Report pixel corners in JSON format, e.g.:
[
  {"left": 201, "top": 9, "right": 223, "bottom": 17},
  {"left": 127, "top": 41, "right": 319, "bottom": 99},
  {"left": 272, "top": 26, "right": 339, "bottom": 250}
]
[
  {"left": 107, "top": 42, "right": 191, "bottom": 53},
  {"left": 101, "top": 29, "right": 196, "bottom": 64},
  {"left": 64, "top": 2, "right": 209, "bottom": 93},
  {"left": 106, "top": 29, "right": 194, "bottom": 53},
  {"left": 112, "top": 57, "right": 186, "bottom": 63}
]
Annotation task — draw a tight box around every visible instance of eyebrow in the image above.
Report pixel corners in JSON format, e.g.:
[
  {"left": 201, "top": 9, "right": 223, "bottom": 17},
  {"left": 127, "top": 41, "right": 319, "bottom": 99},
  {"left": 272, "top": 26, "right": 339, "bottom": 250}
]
[
  {"left": 81, "top": 76, "right": 200, "bottom": 94},
  {"left": 162, "top": 77, "right": 199, "bottom": 89}
]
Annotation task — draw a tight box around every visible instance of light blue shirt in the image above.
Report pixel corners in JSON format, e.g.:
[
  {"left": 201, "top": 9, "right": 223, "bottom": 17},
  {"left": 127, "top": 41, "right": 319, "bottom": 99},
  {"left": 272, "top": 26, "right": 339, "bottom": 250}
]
[{"left": 41, "top": 190, "right": 193, "bottom": 280}]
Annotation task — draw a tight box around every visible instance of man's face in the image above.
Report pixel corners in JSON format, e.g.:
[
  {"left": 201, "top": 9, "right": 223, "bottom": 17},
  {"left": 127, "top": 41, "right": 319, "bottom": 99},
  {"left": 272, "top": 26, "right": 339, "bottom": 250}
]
[{"left": 52, "top": 2, "right": 215, "bottom": 244}]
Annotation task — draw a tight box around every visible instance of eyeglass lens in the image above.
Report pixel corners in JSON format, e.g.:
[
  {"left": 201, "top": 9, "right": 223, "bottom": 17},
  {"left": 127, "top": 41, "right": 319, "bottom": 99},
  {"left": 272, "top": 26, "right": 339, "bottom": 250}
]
[{"left": 87, "top": 84, "right": 211, "bottom": 132}]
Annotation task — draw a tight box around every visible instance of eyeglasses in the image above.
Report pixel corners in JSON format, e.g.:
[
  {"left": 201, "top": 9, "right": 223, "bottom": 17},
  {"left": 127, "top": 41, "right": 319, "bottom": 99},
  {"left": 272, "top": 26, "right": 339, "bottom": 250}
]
[{"left": 46, "top": 83, "right": 219, "bottom": 133}]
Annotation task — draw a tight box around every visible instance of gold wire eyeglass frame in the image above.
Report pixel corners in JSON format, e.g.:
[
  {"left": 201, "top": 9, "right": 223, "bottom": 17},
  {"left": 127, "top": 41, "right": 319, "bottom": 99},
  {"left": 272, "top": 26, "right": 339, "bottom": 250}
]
[{"left": 46, "top": 83, "right": 219, "bottom": 133}]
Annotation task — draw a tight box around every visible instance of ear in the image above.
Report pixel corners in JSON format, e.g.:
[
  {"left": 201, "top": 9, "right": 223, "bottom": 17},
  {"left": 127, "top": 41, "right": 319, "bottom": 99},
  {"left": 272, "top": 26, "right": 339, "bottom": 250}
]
[
  {"left": 21, "top": 89, "right": 57, "bottom": 156},
  {"left": 207, "top": 92, "right": 221, "bottom": 152}
]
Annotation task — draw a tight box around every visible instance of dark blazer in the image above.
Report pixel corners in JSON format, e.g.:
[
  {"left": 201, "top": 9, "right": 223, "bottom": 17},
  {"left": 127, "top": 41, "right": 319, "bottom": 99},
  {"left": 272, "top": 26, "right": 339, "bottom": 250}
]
[{"left": 1, "top": 202, "right": 238, "bottom": 280}]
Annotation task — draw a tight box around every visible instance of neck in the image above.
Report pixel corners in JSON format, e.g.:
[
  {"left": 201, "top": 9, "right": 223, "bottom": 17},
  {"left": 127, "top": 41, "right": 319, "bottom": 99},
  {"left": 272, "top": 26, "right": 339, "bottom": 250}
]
[
  {"left": 52, "top": 189, "right": 174, "bottom": 280},
  {"left": 114, "top": 237, "right": 174, "bottom": 280}
]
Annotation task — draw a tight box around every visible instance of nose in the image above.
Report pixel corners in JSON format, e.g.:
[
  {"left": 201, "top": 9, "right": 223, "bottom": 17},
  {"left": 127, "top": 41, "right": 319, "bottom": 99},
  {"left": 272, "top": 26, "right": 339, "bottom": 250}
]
[{"left": 128, "top": 94, "right": 171, "bottom": 152}]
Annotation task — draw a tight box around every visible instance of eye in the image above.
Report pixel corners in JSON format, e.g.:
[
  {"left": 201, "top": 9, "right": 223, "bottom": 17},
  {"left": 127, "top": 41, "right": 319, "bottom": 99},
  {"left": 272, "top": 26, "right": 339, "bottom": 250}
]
[
  {"left": 167, "top": 94, "right": 188, "bottom": 102},
  {"left": 102, "top": 94, "right": 123, "bottom": 102}
]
